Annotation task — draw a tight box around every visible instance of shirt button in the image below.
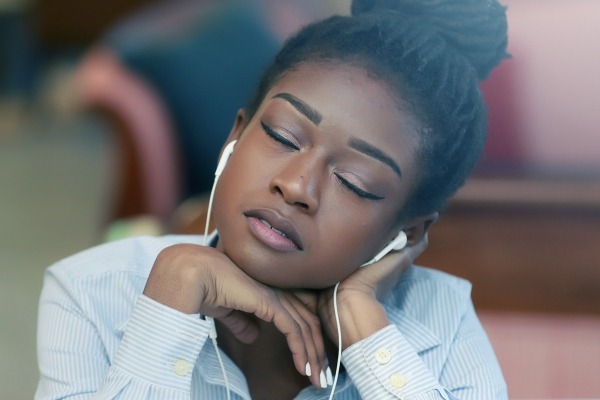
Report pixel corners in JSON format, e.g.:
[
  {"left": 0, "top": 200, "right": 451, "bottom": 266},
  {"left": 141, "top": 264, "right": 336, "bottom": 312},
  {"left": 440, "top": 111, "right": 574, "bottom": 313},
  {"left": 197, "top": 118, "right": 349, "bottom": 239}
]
[
  {"left": 174, "top": 359, "right": 190, "bottom": 376},
  {"left": 374, "top": 348, "right": 392, "bottom": 365},
  {"left": 390, "top": 373, "right": 407, "bottom": 388}
]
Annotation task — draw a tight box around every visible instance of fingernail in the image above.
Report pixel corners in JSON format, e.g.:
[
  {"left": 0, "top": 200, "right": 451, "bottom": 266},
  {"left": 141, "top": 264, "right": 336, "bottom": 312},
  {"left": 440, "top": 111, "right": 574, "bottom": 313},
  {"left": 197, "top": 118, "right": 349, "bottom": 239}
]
[
  {"left": 326, "top": 366, "right": 333, "bottom": 386},
  {"left": 305, "top": 362, "right": 312, "bottom": 377},
  {"left": 320, "top": 370, "right": 327, "bottom": 388}
]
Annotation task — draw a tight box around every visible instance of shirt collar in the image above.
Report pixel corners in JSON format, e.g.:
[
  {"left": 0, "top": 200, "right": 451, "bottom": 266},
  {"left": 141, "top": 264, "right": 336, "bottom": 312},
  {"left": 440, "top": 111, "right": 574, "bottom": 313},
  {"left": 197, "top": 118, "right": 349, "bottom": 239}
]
[{"left": 207, "top": 230, "right": 219, "bottom": 248}]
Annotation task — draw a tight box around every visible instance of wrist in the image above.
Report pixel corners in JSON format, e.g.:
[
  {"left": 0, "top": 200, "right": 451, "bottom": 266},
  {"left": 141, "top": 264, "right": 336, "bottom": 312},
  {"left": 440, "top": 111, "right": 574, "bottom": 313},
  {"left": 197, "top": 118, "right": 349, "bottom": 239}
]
[
  {"left": 335, "top": 291, "right": 389, "bottom": 349},
  {"left": 144, "top": 244, "right": 209, "bottom": 314}
]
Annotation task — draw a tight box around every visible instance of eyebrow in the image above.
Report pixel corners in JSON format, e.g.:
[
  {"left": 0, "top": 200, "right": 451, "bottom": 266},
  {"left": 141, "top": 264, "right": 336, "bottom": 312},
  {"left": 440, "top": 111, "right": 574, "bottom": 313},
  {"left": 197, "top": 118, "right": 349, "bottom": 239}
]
[
  {"left": 272, "top": 93, "right": 322, "bottom": 125},
  {"left": 348, "top": 137, "right": 402, "bottom": 178}
]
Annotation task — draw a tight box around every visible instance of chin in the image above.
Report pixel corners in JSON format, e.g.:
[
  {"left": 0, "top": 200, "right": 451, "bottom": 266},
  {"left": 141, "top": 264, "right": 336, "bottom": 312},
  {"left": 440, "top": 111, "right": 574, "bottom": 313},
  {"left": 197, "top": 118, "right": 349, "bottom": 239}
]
[
  {"left": 219, "top": 230, "right": 352, "bottom": 289},
  {"left": 230, "top": 252, "right": 340, "bottom": 290}
]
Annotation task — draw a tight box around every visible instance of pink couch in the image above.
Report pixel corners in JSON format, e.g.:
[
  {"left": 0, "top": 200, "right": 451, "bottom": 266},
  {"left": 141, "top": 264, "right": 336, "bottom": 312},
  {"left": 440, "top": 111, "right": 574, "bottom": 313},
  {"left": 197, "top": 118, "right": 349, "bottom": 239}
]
[{"left": 481, "top": 312, "right": 600, "bottom": 399}]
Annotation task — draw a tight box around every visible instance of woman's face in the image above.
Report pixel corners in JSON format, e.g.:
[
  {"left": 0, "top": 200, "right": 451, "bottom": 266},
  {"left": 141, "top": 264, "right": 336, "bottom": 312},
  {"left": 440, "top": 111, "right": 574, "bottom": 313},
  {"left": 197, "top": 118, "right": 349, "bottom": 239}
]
[{"left": 213, "top": 63, "right": 421, "bottom": 288}]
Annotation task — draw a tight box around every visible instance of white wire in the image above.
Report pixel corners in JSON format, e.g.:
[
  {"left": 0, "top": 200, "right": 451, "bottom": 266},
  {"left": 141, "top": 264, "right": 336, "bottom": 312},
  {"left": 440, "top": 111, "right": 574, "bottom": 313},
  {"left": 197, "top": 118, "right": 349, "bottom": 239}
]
[
  {"left": 204, "top": 170, "right": 343, "bottom": 400},
  {"left": 328, "top": 281, "right": 342, "bottom": 399},
  {"left": 211, "top": 333, "right": 231, "bottom": 400},
  {"left": 203, "top": 178, "right": 231, "bottom": 400},
  {"left": 202, "top": 179, "right": 218, "bottom": 244}
]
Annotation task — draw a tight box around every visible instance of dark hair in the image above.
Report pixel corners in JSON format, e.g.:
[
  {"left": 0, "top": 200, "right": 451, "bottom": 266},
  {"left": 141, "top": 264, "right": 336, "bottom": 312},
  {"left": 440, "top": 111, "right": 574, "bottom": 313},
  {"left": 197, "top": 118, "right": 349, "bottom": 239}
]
[{"left": 245, "top": 0, "right": 508, "bottom": 219}]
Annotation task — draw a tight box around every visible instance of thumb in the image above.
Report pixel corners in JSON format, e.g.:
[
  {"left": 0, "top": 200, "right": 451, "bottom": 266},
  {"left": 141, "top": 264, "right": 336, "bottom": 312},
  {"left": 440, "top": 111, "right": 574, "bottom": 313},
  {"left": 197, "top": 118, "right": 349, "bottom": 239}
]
[
  {"left": 218, "top": 310, "right": 260, "bottom": 344},
  {"left": 374, "top": 231, "right": 429, "bottom": 273},
  {"left": 371, "top": 233, "right": 429, "bottom": 294}
]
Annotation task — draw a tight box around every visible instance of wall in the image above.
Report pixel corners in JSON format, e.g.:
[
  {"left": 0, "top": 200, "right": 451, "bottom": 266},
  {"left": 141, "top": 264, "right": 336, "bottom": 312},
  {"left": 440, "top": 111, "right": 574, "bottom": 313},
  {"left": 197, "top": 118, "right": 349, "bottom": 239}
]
[{"left": 502, "top": 0, "right": 600, "bottom": 173}]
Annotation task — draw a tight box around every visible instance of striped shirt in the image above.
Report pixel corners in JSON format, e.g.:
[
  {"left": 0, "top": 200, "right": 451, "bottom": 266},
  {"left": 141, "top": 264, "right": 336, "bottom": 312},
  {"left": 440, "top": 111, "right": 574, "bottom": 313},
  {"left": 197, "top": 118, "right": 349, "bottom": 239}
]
[{"left": 36, "top": 235, "right": 507, "bottom": 399}]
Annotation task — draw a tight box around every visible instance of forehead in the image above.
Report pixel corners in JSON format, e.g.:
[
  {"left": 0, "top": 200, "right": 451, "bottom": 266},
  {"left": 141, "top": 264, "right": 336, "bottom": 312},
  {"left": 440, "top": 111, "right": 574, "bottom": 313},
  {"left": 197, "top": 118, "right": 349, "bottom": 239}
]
[{"left": 264, "top": 62, "right": 421, "bottom": 171}]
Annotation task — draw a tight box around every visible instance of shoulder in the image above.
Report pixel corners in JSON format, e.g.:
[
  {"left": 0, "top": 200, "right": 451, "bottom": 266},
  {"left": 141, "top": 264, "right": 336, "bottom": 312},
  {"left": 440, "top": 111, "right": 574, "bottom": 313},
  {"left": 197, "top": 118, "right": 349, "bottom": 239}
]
[
  {"left": 38, "top": 235, "right": 205, "bottom": 358},
  {"left": 384, "top": 265, "right": 473, "bottom": 331},
  {"left": 397, "top": 264, "right": 472, "bottom": 298},
  {"left": 46, "top": 235, "right": 202, "bottom": 282},
  {"left": 42, "top": 235, "right": 204, "bottom": 326},
  {"left": 401, "top": 265, "right": 472, "bottom": 295}
]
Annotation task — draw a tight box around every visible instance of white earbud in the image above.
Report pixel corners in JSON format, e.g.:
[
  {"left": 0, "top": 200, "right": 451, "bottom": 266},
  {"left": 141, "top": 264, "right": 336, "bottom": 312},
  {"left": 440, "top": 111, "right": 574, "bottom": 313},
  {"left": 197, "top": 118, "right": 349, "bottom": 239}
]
[
  {"left": 390, "top": 231, "right": 409, "bottom": 251},
  {"left": 204, "top": 139, "right": 238, "bottom": 400},
  {"left": 330, "top": 231, "right": 408, "bottom": 397},
  {"left": 215, "top": 140, "right": 237, "bottom": 177},
  {"left": 204, "top": 139, "right": 237, "bottom": 242},
  {"left": 361, "top": 231, "right": 408, "bottom": 267}
]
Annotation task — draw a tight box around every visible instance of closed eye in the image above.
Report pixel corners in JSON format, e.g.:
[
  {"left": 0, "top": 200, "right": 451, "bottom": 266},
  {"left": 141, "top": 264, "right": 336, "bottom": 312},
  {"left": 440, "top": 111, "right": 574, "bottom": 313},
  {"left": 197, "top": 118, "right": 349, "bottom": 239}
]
[
  {"left": 261, "top": 121, "right": 300, "bottom": 151},
  {"left": 334, "top": 173, "right": 384, "bottom": 201}
]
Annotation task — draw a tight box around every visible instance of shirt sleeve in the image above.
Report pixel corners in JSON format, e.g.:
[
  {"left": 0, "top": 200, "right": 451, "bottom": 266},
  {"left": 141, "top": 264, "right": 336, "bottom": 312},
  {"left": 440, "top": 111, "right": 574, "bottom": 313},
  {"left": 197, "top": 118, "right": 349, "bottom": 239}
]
[
  {"left": 36, "top": 265, "right": 213, "bottom": 400},
  {"left": 100, "top": 295, "right": 212, "bottom": 398},
  {"left": 342, "top": 310, "right": 507, "bottom": 400},
  {"left": 343, "top": 325, "right": 453, "bottom": 400}
]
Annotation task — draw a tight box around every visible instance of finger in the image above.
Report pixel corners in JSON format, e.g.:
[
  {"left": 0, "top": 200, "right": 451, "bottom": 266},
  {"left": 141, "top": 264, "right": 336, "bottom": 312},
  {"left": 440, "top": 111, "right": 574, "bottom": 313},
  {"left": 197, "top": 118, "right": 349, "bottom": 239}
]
[
  {"left": 409, "top": 232, "right": 429, "bottom": 256},
  {"left": 368, "top": 234, "right": 429, "bottom": 278},
  {"left": 358, "top": 251, "right": 408, "bottom": 286},
  {"left": 289, "top": 289, "right": 327, "bottom": 370},
  {"left": 281, "top": 293, "right": 327, "bottom": 388},
  {"left": 376, "top": 233, "right": 429, "bottom": 280},
  {"left": 248, "top": 288, "right": 310, "bottom": 378},
  {"left": 191, "top": 254, "right": 322, "bottom": 376},
  {"left": 316, "top": 290, "right": 339, "bottom": 344},
  {"left": 376, "top": 232, "right": 429, "bottom": 271},
  {"left": 290, "top": 289, "right": 319, "bottom": 314},
  {"left": 213, "top": 280, "right": 322, "bottom": 381}
]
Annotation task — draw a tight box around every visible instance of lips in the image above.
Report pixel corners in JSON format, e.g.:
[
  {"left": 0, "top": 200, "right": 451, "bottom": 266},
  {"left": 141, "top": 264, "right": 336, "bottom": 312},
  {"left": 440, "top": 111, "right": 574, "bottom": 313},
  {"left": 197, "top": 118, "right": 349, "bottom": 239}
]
[{"left": 244, "top": 209, "right": 304, "bottom": 251}]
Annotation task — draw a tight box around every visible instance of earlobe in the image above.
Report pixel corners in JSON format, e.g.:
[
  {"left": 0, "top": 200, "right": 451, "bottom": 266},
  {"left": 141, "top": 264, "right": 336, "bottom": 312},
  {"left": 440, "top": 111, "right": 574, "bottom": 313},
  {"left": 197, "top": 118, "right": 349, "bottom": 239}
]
[{"left": 403, "top": 212, "right": 439, "bottom": 245}]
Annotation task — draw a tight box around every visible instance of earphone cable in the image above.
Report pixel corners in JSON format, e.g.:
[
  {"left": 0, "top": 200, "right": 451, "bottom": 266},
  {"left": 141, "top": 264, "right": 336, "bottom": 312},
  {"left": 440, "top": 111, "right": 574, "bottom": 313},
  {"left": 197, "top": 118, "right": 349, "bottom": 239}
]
[
  {"left": 328, "top": 281, "right": 342, "bottom": 399},
  {"left": 203, "top": 178, "right": 232, "bottom": 400},
  {"left": 203, "top": 179, "right": 217, "bottom": 242},
  {"left": 211, "top": 332, "right": 231, "bottom": 400},
  {"left": 204, "top": 143, "right": 344, "bottom": 399}
]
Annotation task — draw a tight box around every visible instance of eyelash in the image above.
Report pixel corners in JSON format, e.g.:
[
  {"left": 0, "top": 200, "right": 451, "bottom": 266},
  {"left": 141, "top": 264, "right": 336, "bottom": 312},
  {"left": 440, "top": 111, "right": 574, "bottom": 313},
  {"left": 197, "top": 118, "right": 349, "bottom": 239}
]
[
  {"left": 261, "top": 121, "right": 384, "bottom": 201},
  {"left": 335, "top": 173, "right": 384, "bottom": 201},
  {"left": 261, "top": 121, "right": 299, "bottom": 151}
]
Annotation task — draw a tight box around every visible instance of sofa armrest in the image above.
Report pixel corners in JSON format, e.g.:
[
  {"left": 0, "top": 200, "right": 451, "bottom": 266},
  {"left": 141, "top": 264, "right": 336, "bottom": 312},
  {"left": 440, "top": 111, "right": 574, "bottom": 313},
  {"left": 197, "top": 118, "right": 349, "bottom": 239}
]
[{"left": 75, "top": 48, "right": 182, "bottom": 222}]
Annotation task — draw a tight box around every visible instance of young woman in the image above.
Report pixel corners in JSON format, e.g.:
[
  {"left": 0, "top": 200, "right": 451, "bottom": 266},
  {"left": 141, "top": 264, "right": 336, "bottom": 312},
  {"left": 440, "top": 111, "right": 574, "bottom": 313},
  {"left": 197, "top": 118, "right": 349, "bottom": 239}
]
[{"left": 36, "top": 0, "right": 509, "bottom": 399}]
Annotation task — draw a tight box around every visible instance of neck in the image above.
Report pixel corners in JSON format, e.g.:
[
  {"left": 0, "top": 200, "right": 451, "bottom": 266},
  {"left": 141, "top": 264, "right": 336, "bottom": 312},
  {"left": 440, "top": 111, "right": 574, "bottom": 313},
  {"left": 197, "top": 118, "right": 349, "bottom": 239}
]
[{"left": 215, "top": 319, "right": 311, "bottom": 399}]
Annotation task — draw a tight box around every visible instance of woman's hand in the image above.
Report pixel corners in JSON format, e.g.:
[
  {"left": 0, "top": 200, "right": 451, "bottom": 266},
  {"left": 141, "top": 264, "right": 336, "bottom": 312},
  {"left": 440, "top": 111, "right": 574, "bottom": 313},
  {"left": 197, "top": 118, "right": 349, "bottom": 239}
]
[
  {"left": 307, "top": 235, "right": 429, "bottom": 350},
  {"left": 143, "top": 243, "right": 327, "bottom": 388}
]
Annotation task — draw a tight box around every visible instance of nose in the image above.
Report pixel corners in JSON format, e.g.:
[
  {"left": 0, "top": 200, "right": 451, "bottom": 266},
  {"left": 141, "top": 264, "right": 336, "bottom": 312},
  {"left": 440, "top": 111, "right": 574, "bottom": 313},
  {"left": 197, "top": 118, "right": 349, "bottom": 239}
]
[{"left": 270, "top": 153, "right": 321, "bottom": 213}]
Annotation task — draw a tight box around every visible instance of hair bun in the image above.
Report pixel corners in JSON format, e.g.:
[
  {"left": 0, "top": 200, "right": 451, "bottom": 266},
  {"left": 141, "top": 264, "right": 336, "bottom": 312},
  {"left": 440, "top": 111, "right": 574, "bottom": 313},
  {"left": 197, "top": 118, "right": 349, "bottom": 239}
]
[{"left": 351, "top": 0, "right": 508, "bottom": 80}]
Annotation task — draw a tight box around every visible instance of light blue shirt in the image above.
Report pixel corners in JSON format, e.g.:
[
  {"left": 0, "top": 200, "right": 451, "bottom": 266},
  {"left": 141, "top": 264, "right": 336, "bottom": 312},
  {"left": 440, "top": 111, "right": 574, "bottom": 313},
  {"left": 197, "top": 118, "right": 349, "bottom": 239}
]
[{"left": 36, "top": 235, "right": 507, "bottom": 399}]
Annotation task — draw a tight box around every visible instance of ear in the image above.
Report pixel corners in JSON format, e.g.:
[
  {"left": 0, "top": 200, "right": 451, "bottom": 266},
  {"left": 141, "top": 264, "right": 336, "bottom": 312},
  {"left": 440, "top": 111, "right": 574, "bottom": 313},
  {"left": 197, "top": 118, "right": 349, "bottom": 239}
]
[
  {"left": 402, "top": 212, "right": 439, "bottom": 245},
  {"left": 218, "top": 109, "right": 248, "bottom": 156},
  {"left": 226, "top": 109, "right": 247, "bottom": 142}
]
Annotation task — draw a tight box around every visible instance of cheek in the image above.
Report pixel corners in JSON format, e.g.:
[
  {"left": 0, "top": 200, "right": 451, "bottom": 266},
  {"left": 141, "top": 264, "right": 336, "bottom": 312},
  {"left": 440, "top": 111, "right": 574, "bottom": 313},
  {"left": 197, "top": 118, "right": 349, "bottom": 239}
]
[
  {"left": 307, "top": 209, "right": 392, "bottom": 279},
  {"left": 226, "top": 145, "right": 276, "bottom": 188},
  {"left": 215, "top": 151, "right": 267, "bottom": 200}
]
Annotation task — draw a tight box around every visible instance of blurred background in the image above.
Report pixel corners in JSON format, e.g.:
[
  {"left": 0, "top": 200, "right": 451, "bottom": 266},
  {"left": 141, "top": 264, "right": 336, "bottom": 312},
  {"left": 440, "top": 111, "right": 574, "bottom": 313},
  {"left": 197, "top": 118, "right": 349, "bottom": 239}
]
[{"left": 0, "top": 0, "right": 598, "bottom": 399}]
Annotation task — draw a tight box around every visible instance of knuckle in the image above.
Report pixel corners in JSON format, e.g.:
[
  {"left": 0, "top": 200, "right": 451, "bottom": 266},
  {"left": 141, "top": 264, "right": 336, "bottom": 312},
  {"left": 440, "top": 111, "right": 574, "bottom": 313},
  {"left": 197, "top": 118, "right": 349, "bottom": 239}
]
[
  {"left": 260, "top": 288, "right": 278, "bottom": 306},
  {"left": 306, "top": 313, "right": 322, "bottom": 331},
  {"left": 257, "top": 289, "right": 279, "bottom": 321},
  {"left": 296, "top": 318, "right": 310, "bottom": 333},
  {"left": 155, "top": 244, "right": 208, "bottom": 282},
  {"left": 289, "top": 319, "right": 302, "bottom": 335}
]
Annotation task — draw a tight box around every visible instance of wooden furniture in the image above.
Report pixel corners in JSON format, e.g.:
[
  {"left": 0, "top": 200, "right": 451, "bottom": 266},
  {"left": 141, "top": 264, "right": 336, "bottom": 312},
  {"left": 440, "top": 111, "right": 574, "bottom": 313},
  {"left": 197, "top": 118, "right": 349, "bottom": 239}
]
[
  {"left": 31, "top": 0, "right": 160, "bottom": 48},
  {"left": 416, "top": 176, "right": 600, "bottom": 315},
  {"left": 414, "top": 176, "right": 600, "bottom": 396}
]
